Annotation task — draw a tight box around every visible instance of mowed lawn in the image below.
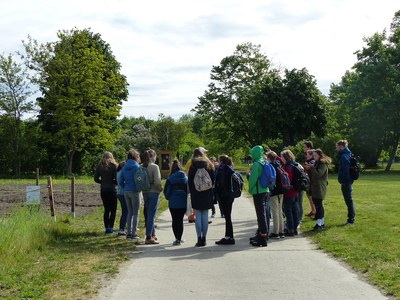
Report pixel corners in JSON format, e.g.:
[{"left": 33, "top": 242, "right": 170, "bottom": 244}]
[{"left": 301, "top": 171, "right": 400, "bottom": 299}]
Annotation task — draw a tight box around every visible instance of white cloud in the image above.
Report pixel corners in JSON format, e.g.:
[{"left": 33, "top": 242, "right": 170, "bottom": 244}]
[{"left": 0, "top": 0, "right": 398, "bottom": 119}]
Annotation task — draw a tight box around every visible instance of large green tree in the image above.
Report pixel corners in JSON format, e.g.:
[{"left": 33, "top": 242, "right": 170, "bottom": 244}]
[
  {"left": 332, "top": 10, "right": 400, "bottom": 169},
  {"left": 22, "top": 28, "right": 129, "bottom": 174},
  {"left": 0, "top": 54, "right": 34, "bottom": 176}
]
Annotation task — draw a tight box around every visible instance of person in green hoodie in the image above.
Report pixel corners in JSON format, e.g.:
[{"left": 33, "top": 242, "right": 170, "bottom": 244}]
[{"left": 248, "top": 145, "right": 269, "bottom": 247}]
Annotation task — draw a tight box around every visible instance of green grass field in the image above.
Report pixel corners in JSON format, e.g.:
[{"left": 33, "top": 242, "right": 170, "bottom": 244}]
[{"left": 302, "top": 171, "right": 400, "bottom": 298}]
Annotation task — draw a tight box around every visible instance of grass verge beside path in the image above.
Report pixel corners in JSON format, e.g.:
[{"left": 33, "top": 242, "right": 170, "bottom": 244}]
[
  {"left": 301, "top": 172, "right": 400, "bottom": 299},
  {"left": 0, "top": 192, "right": 168, "bottom": 299}
]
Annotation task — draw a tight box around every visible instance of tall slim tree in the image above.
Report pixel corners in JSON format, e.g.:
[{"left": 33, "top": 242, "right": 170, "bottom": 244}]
[
  {"left": 22, "top": 28, "right": 129, "bottom": 174},
  {"left": 0, "top": 54, "right": 34, "bottom": 176}
]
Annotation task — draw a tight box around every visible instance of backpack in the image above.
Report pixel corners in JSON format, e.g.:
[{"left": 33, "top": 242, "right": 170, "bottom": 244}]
[
  {"left": 134, "top": 166, "right": 151, "bottom": 192},
  {"left": 271, "top": 162, "right": 291, "bottom": 195},
  {"left": 257, "top": 161, "right": 276, "bottom": 190},
  {"left": 290, "top": 162, "right": 310, "bottom": 192},
  {"left": 349, "top": 154, "right": 361, "bottom": 180},
  {"left": 193, "top": 168, "right": 213, "bottom": 192},
  {"left": 230, "top": 171, "right": 244, "bottom": 198}
]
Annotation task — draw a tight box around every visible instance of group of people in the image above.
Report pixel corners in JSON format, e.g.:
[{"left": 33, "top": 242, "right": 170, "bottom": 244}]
[{"left": 94, "top": 139, "right": 356, "bottom": 248}]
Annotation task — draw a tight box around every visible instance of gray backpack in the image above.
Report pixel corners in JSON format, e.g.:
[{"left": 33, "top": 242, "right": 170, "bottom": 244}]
[{"left": 193, "top": 168, "right": 212, "bottom": 192}]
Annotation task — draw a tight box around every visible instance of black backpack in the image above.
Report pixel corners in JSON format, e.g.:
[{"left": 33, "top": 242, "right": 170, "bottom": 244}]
[
  {"left": 290, "top": 162, "right": 310, "bottom": 192},
  {"left": 271, "top": 162, "right": 291, "bottom": 196},
  {"left": 349, "top": 154, "right": 361, "bottom": 180}
]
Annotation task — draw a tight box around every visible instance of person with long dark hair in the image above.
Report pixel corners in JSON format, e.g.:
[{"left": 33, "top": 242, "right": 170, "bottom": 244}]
[
  {"left": 164, "top": 159, "right": 189, "bottom": 245},
  {"left": 306, "top": 148, "right": 332, "bottom": 230},
  {"left": 94, "top": 152, "right": 118, "bottom": 234}
]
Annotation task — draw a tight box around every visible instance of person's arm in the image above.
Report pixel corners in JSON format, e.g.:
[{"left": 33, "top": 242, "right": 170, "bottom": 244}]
[
  {"left": 163, "top": 179, "right": 171, "bottom": 200},
  {"left": 310, "top": 162, "right": 327, "bottom": 178},
  {"left": 248, "top": 162, "right": 261, "bottom": 192},
  {"left": 94, "top": 165, "right": 101, "bottom": 184},
  {"left": 152, "top": 164, "right": 163, "bottom": 192}
]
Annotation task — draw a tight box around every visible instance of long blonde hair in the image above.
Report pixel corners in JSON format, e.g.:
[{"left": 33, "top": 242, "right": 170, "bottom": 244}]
[{"left": 100, "top": 151, "right": 117, "bottom": 170}]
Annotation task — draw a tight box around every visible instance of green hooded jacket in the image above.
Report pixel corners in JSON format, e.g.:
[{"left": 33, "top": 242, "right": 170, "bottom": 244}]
[{"left": 248, "top": 145, "right": 269, "bottom": 195}]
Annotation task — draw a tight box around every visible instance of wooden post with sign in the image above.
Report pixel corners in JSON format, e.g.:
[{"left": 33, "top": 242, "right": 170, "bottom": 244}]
[
  {"left": 47, "top": 176, "right": 56, "bottom": 222},
  {"left": 159, "top": 150, "right": 172, "bottom": 179},
  {"left": 71, "top": 177, "right": 75, "bottom": 218}
]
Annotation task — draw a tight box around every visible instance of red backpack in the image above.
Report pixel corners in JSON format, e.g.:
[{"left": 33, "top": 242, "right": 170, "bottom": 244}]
[{"left": 270, "top": 162, "right": 291, "bottom": 195}]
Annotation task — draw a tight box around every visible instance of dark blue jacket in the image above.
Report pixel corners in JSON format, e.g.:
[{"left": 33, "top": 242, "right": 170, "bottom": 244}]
[
  {"left": 164, "top": 170, "right": 188, "bottom": 209},
  {"left": 118, "top": 159, "right": 139, "bottom": 192},
  {"left": 215, "top": 163, "right": 234, "bottom": 200},
  {"left": 338, "top": 147, "right": 353, "bottom": 185}
]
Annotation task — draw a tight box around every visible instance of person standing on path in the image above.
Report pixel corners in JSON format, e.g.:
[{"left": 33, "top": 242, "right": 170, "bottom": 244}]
[
  {"left": 116, "top": 161, "right": 128, "bottom": 236},
  {"left": 188, "top": 147, "right": 215, "bottom": 247},
  {"left": 142, "top": 148, "right": 163, "bottom": 245},
  {"left": 164, "top": 159, "right": 189, "bottom": 246},
  {"left": 214, "top": 155, "right": 236, "bottom": 245},
  {"left": 336, "top": 140, "right": 355, "bottom": 225},
  {"left": 248, "top": 145, "right": 269, "bottom": 247},
  {"left": 306, "top": 149, "right": 331, "bottom": 230},
  {"left": 118, "top": 149, "right": 141, "bottom": 240},
  {"left": 94, "top": 152, "right": 118, "bottom": 234}
]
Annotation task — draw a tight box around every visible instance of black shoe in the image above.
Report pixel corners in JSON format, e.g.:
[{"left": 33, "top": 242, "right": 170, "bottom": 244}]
[
  {"left": 294, "top": 230, "right": 298, "bottom": 235},
  {"left": 279, "top": 233, "right": 285, "bottom": 238},
  {"left": 195, "top": 237, "right": 202, "bottom": 247},
  {"left": 216, "top": 238, "right": 235, "bottom": 245},
  {"left": 313, "top": 224, "right": 323, "bottom": 231},
  {"left": 286, "top": 232, "right": 295, "bottom": 237},
  {"left": 201, "top": 237, "right": 206, "bottom": 246},
  {"left": 269, "top": 233, "right": 280, "bottom": 239},
  {"left": 251, "top": 236, "right": 267, "bottom": 247}
]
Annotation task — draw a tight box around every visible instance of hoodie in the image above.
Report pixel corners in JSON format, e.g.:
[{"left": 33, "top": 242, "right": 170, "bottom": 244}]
[
  {"left": 248, "top": 146, "right": 269, "bottom": 195},
  {"left": 338, "top": 147, "right": 353, "bottom": 185},
  {"left": 118, "top": 159, "right": 140, "bottom": 192},
  {"left": 164, "top": 170, "right": 188, "bottom": 209}
]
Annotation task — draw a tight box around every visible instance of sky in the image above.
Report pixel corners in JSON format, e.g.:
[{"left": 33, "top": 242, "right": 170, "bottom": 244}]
[{"left": 0, "top": 0, "right": 398, "bottom": 120}]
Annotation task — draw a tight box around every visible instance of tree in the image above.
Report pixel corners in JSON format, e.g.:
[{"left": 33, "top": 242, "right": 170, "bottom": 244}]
[
  {"left": 334, "top": 11, "right": 400, "bottom": 169},
  {"left": 22, "top": 28, "right": 129, "bottom": 174},
  {"left": 0, "top": 54, "right": 34, "bottom": 176},
  {"left": 194, "top": 42, "right": 279, "bottom": 146}
]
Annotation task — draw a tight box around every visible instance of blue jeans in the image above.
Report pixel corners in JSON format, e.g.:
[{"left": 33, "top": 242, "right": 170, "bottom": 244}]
[
  {"left": 195, "top": 209, "right": 209, "bottom": 238},
  {"left": 283, "top": 195, "right": 299, "bottom": 233},
  {"left": 264, "top": 194, "right": 271, "bottom": 233},
  {"left": 124, "top": 191, "right": 141, "bottom": 235},
  {"left": 143, "top": 192, "right": 160, "bottom": 238},
  {"left": 117, "top": 194, "right": 128, "bottom": 231},
  {"left": 341, "top": 184, "right": 355, "bottom": 223}
]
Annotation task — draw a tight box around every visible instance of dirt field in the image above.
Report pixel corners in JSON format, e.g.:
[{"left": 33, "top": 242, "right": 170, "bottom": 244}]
[{"left": 0, "top": 182, "right": 103, "bottom": 216}]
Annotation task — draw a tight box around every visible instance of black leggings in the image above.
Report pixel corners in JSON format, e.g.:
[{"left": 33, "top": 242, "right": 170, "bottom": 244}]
[
  {"left": 312, "top": 198, "right": 324, "bottom": 220},
  {"left": 219, "top": 197, "right": 234, "bottom": 238},
  {"left": 169, "top": 208, "right": 186, "bottom": 241},
  {"left": 101, "top": 190, "right": 117, "bottom": 229}
]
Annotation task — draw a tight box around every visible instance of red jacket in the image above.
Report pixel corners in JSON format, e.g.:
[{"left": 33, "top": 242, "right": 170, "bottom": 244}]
[{"left": 283, "top": 162, "right": 299, "bottom": 198}]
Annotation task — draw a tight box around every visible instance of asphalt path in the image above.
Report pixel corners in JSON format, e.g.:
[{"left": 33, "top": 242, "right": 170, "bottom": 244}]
[{"left": 98, "top": 195, "right": 388, "bottom": 300}]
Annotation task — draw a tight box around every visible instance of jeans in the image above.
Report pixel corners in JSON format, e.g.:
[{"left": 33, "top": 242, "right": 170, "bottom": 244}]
[
  {"left": 341, "top": 184, "right": 355, "bottom": 223},
  {"left": 117, "top": 194, "right": 128, "bottom": 231},
  {"left": 169, "top": 207, "right": 186, "bottom": 241},
  {"left": 124, "top": 191, "right": 141, "bottom": 235},
  {"left": 312, "top": 198, "right": 324, "bottom": 220},
  {"left": 283, "top": 195, "right": 299, "bottom": 233},
  {"left": 270, "top": 194, "right": 284, "bottom": 235},
  {"left": 253, "top": 193, "right": 268, "bottom": 235},
  {"left": 100, "top": 190, "right": 117, "bottom": 229},
  {"left": 195, "top": 209, "right": 209, "bottom": 238},
  {"left": 143, "top": 192, "right": 160, "bottom": 238},
  {"left": 219, "top": 197, "right": 234, "bottom": 238}
]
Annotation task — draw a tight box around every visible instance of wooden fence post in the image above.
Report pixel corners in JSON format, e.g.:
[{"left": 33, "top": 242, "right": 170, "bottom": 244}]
[
  {"left": 47, "top": 176, "right": 56, "bottom": 222},
  {"left": 36, "top": 168, "right": 40, "bottom": 186},
  {"left": 71, "top": 176, "right": 75, "bottom": 219}
]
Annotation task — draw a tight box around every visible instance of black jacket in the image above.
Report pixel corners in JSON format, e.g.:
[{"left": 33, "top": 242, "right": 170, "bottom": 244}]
[{"left": 188, "top": 158, "right": 215, "bottom": 210}]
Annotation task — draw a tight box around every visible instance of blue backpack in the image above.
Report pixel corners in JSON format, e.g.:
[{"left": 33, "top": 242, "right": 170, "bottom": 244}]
[
  {"left": 257, "top": 161, "right": 276, "bottom": 190},
  {"left": 134, "top": 166, "right": 151, "bottom": 192}
]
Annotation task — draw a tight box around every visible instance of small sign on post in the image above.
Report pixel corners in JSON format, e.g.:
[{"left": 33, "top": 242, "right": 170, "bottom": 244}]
[{"left": 26, "top": 186, "right": 41, "bottom": 205}]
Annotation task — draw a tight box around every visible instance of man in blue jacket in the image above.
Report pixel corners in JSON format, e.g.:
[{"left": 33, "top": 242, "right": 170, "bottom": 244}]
[{"left": 336, "top": 140, "right": 355, "bottom": 225}]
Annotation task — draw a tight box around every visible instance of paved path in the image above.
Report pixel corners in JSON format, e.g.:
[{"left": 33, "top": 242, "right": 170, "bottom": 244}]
[{"left": 98, "top": 195, "right": 387, "bottom": 300}]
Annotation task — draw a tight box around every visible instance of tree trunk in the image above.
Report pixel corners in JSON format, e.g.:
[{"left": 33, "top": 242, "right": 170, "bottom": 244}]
[{"left": 385, "top": 133, "right": 400, "bottom": 172}]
